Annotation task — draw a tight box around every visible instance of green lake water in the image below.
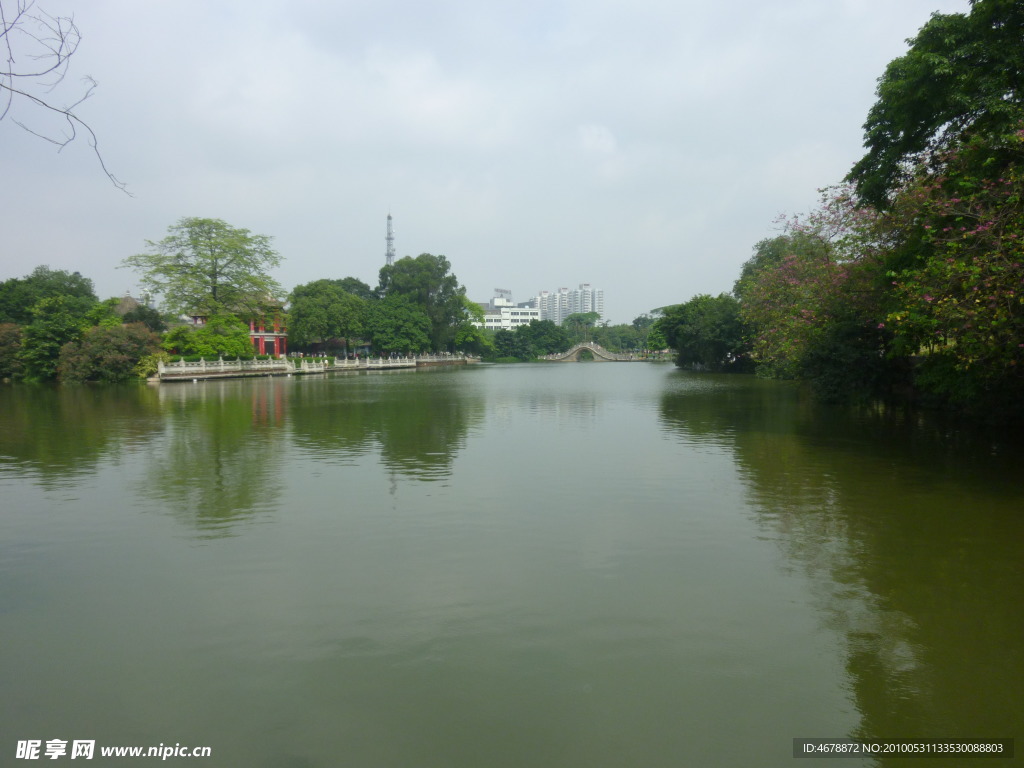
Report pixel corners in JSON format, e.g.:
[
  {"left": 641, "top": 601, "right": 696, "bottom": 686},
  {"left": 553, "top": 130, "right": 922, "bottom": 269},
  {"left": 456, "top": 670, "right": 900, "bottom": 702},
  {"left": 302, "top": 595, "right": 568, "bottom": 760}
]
[{"left": 1, "top": 363, "right": 1021, "bottom": 767}]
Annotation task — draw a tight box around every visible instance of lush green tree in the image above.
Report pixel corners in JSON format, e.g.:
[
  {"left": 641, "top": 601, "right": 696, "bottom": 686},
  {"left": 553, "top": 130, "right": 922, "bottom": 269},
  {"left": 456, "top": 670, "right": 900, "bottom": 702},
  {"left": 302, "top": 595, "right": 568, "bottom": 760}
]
[
  {"left": 646, "top": 322, "right": 669, "bottom": 352},
  {"left": 562, "top": 312, "right": 601, "bottom": 344},
  {"left": 487, "top": 320, "right": 570, "bottom": 361},
  {"left": 85, "top": 298, "right": 124, "bottom": 328},
  {"left": 733, "top": 237, "right": 795, "bottom": 300},
  {"left": 660, "top": 294, "right": 751, "bottom": 371},
  {"left": 629, "top": 313, "right": 658, "bottom": 350},
  {"left": 591, "top": 322, "right": 614, "bottom": 350},
  {"left": 832, "top": 0, "right": 1024, "bottom": 412},
  {"left": 628, "top": 311, "right": 670, "bottom": 352},
  {"left": 134, "top": 351, "right": 171, "bottom": 380},
  {"left": 18, "top": 296, "right": 87, "bottom": 380},
  {"left": 848, "top": 0, "right": 1024, "bottom": 207},
  {"left": 377, "top": 254, "right": 466, "bottom": 350},
  {"left": 0, "top": 323, "right": 24, "bottom": 379},
  {"left": 796, "top": 301, "right": 905, "bottom": 404},
  {"left": 335, "top": 276, "right": 375, "bottom": 300},
  {"left": 121, "top": 304, "right": 167, "bottom": 332},
  {"left": 518, "top": 319, "right": 571, "bottom": 356},
  {"left": 632, "top": 313, "right": 656, "bottom": 332},
  {"left": 454, "top": 322, "right": 495, "bottom": 356},
  {"left": 363, "top": 296, "right": 431, "bottom": 355},
  {"left": 734, "top": 187, "right": 905, "bottom": 400},
  {"left": 288, "top": 280, "right": 366, "bottom": 349},
  {"left": 452, "top": 296, "right": 495, "bottom": 356},
  {"left": 123, "top": 217, "right": 283, "bottom": 318},
  {"left": 161, "top": 315, "right": 254, "bottom": 358},
  {"left": 617, "top": 324, "right": 641, "bottom": 352},
  {"left": 491, "top": 328, "right": 530, "bottom": 360},
  {"left": 57, "top": 323, "right": 162, "bottom": 383},
  {"left": 593, "top": 322, "right": 642, "bottom": 352},
  {"left": 0, "top": 266, "right": 97, "bottom": 325}
]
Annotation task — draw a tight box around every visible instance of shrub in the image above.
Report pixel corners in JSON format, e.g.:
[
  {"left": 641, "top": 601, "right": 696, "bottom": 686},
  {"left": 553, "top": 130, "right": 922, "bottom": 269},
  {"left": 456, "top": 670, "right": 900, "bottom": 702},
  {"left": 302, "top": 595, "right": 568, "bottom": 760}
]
[
  {"left": 58, "top": 323, "right": 162, "bottom": 383},
  {"left": 161, "top": 315, "right": 253, "bottom": 358},
  {"left": 134, "top": 351, "right": 170, "bottom": 379},
  {"left": 0, "top": 323, "right": 24, "bottom": 380}
]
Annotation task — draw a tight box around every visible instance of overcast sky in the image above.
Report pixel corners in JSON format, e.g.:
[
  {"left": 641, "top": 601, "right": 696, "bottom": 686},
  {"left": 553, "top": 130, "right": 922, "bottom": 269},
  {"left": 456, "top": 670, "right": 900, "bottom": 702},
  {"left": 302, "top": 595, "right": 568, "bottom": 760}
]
[{"left": 2, "top": 0, "right": 968, "bottom": 324}]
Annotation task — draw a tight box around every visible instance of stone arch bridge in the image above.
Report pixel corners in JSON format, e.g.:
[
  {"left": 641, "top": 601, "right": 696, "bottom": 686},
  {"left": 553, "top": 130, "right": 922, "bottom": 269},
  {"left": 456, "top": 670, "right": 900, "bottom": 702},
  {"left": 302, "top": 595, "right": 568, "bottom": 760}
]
[{"left": 541, "top": 342, "right": 635, "bottom": 362}]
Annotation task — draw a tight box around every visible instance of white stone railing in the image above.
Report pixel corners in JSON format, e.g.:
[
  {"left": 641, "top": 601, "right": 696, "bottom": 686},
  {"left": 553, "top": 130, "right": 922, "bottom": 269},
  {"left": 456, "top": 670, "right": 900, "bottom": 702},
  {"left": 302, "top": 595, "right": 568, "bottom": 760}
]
[
  {"left": 331, "top": 356, "right": 417, "bottom": 368},
  {"left": 158, "top": 357, "right": 294, "bottom": 376},
  {"left": 412, "top": 353, "right": 472, "bottom": 364},
  {"left": 331, "top": 353, "right": 471, "bottom": 367},
  {"left": 157, "top": 352, "right": 476, "bottom": 379}
]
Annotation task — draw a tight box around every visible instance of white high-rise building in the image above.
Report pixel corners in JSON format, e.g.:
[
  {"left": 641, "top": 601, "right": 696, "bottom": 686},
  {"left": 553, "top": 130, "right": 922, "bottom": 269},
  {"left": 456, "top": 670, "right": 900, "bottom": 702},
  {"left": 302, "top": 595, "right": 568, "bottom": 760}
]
[{"left": 535, "top": 284, "right": 604, "bottom": 325}]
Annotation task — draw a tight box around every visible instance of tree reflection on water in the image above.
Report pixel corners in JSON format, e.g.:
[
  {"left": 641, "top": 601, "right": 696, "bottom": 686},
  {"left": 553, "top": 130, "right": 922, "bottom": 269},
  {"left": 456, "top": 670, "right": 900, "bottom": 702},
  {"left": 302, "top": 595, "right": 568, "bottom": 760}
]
[{"left": 658, "top": 372, "right": 1024, "bottom": 760}]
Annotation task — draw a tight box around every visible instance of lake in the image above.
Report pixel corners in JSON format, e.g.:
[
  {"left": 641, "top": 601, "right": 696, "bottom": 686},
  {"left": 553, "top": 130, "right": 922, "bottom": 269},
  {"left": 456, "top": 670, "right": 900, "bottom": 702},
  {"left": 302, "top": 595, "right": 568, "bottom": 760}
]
[{"left": 1, "top": 363, "right": 1021, "bottom": 767}]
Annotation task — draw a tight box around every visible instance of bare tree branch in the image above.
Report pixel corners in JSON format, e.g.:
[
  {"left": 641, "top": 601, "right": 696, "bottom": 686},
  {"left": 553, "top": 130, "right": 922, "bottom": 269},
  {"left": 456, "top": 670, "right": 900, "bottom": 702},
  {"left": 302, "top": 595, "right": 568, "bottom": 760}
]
[{"left": 1, "top": 0, "right": 130, "bottom": 193}]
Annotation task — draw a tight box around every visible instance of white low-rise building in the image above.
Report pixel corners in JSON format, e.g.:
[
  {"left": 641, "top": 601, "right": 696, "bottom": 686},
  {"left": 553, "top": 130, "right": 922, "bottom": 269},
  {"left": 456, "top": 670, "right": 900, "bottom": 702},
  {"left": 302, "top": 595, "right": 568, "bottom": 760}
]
[
  {"left": 478, "top": 304, "right": 541, "bottom": 332},
  {"left": 474, "top": 284, "right": 603, "bottom": 330},
  {"left": 473, "top": 293, "right": 541, "bottom": 331}
]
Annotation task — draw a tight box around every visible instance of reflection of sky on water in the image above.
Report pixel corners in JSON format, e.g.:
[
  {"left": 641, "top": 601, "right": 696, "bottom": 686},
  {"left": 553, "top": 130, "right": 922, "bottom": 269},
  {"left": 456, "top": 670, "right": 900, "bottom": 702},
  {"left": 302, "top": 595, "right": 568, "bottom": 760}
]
[{"left": 4, "top": 365, "right": 1022, "bottom": 765}]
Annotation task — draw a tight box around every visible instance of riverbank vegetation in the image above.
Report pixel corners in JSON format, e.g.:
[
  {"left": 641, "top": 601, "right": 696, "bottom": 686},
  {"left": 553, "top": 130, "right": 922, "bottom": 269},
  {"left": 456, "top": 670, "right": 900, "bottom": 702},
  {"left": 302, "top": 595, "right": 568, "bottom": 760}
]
[
  {"left": 0, "top": 223, "right": 526, "bottom": 381},
  {"left": 656, "top": 0, "right": 1024, "bottom": 421},
  {"left": 0, "top": 219, "right": 669, "bottom": 380}
]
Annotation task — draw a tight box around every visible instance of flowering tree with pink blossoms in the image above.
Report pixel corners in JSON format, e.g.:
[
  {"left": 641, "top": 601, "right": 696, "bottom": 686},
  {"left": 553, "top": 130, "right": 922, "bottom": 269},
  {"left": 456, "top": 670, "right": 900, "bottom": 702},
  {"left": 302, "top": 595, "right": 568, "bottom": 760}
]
[
  {"left": 739, "top": 186, "right": 891, "bottom": 390},
  {"left": 882, "top": 130, "right": 1024, "bottom": 410}
]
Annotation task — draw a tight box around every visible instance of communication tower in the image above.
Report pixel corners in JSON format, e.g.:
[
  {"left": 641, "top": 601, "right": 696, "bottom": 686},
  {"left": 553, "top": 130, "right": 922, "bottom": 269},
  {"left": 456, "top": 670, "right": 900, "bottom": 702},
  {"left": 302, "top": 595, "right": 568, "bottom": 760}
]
[{"left": 385, "top": 213, "right": 396, "bottom": 266}]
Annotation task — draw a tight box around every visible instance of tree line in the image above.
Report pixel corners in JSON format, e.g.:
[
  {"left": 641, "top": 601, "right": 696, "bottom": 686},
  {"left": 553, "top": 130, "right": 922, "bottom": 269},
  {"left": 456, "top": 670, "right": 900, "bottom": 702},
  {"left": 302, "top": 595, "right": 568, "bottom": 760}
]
[
  {"left": 1, "top": 211, "right": 676, "bottom": 382},
  {"left": 0, "top": 217, "right": 487, "bottom": 382},
  {"left": 655, "top": 0, "right": 1024, "bottom": 421},
  {"left": 489, "top": 312, "right": 669, "bottom": 362}
]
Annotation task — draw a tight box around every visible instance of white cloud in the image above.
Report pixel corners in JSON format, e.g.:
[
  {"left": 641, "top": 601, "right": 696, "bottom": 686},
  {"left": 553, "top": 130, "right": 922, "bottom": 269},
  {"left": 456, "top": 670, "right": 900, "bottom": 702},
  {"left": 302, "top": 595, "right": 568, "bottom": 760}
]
[{"left": 1, "top": 0, "right": 972, "bottom": 323}]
